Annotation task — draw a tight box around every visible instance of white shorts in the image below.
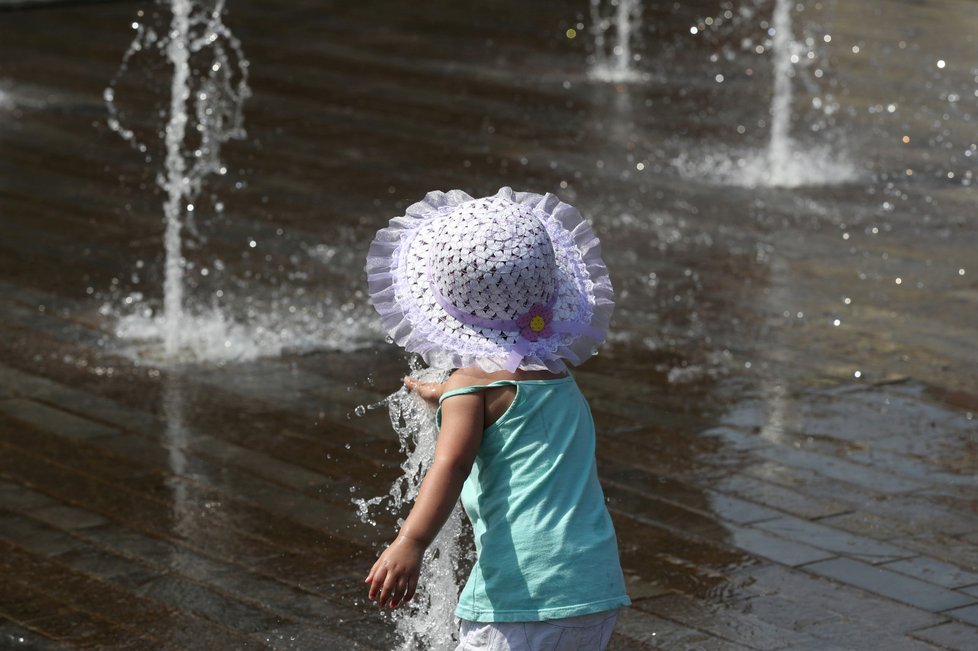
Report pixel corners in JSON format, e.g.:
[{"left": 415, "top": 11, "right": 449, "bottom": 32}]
[{"left": 455, "top": 610, "right": 619, "bottom": 651}]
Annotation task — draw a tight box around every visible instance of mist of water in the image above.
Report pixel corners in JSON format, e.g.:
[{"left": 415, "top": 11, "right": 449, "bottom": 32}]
[{"left": 354, "top": 367, "right": 469, "bottom": 651}]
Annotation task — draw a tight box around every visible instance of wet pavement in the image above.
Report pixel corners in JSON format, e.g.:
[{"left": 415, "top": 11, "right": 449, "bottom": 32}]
[{"left": 1, "top": 0, "right": 977, "bottom": 649}]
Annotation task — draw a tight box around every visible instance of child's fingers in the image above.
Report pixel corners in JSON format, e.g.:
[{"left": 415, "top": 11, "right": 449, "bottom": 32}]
[
  {"left": 403, "top": 376, "right": 426, "bottom": 394},
  {"left": 404, "top": 577, "right": 417, "bottom": 603},
  {"left": 403, "top": 376, "right": 444, "bottom": 401},
  {"left": 365, "top": 555, "right": 385, "bottom": 584},
  {"left": 387, "top": 576, "right": 409, "bottom": 608},
  {"left": 367, "top": 565, "right": 388, "bottom": 601},
  {"left": 378, "top": 577, "right": 395, "bottom": 607}
]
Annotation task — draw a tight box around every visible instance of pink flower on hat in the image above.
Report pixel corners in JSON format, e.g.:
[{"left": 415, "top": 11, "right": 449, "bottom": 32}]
[{"left": 517, "top": 304, "right": 553, "bottom": 341}]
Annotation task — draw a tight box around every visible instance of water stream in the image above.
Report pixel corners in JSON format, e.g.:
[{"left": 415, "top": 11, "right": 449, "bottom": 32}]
[
  {"left": 354, "top": 366, "right": 468, "bottom": 650},
  {"left": 103, "top": 1, "right": 376, "bottom": 364},
  {"left": 672, "top": 0, "right": 856, "bottom": 187},
  {"left": 766, "top": 0, "right": 795, "bottom": 181},
  {"left": 106, "top": 0, "right": 259, "bottom": 362},
  {"left": 589, "top": 0, "right": 646, "bottom": 82}
]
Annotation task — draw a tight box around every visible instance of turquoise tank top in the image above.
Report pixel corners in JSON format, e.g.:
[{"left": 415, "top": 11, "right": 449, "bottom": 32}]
[{"left": 436, "top": 376, "right": 631, "bottom": 622}]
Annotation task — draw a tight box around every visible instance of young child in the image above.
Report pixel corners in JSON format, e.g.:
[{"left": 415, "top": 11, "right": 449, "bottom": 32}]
[{"left": 364, "top": 187, "right": 630, "bottom": 650}]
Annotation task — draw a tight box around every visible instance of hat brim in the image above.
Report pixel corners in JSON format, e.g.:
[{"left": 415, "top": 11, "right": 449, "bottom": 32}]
[{"left": 366, "top": 187, "right": 614, "bottom": 372}]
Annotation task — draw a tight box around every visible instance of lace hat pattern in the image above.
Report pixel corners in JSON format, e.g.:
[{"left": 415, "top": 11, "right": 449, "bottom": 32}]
[{"left": 366, "top": 187, "right": 614, "bottom": 372}]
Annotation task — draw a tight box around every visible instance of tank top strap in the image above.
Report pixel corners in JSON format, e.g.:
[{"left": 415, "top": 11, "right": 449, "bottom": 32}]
[
  {"left": 437, "top": 381, "right": 516, "bottom": 405},
  {"left": 435, "top": 381, "right": 517, "bottom": 428}
]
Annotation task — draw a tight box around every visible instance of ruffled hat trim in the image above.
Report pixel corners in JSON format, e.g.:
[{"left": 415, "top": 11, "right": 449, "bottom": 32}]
[{"left": 365, "top": 187, "right": 614, "bottom": 373}]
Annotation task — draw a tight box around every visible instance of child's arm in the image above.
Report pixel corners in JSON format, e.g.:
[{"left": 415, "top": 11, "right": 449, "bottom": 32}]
[{"left": 364, "top": 378, "right": 484, "bottom": 609}]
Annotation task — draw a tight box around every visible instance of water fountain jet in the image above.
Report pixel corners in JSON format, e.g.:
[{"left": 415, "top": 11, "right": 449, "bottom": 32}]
[
  {"left": 589, "top": 0, "right": 647, "bottom": 82},
  {"left": 106, "top": 0, "right": 251, "bottom": 361},
  {"left": 671, "top": 0, "right": 856, "bottom": 188},
  {"left": 766, "top": 0, "right": 795, "bottom": 183}
]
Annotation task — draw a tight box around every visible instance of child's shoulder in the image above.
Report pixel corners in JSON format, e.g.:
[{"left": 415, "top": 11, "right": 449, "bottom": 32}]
[
  {"left": 442, "top": 366, "right": 569, "bottom": 397},
  {"left": 443, "top": 367, "right": 499, "bottom": 393}
]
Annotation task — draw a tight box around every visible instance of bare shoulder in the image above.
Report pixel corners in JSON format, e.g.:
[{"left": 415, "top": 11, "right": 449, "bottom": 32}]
[{"left": 443, "top": 367, "right": 495, "bottom": 394}]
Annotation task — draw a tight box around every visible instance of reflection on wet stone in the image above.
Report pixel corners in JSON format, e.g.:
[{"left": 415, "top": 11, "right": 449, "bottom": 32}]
[{"left": 1, "top": 0, "right": 977, "bottom": 649}]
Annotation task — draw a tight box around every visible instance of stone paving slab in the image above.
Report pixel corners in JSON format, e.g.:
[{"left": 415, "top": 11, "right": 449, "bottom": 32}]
[
  {"left": 754, "top": 515, "right": 912, "bottom": 564},
  {"left": 821, "top": 501, "right": 978, "bottom": 541},
  {"left": 910, "top": 622, "right": 978, "bottom": 651},
  {"left": 3, "top": 510, "right": 380, "bottom": 649},
  {"left": 945, "top": 603, "right": 978, "bottom": 627},
  {"left": 819, "top": 511, "right": 978, "bottom": 570},
  {"left": 711, "top": 474, "right": 850, "bottom": 520},
  {"left": 801, "top": 557, "right": 977, "bottom": 613},
  {"left": 795, "top": 619, "right": 946, "bottom": 651},
  {"left": 0, "top": 397, "right": 121, "bottom": 441},
  {"left": 636, "top": 592, "right": 824, "bottom": 650},
  {"left": 747, "top": 441, "right": 928, "bottom": 495},
  {"left": 616, "top": 606, "right": 754, "bottom": 651},
  {"left": 882, "top": 556, "right": 978, "bottom": 590},
  {"left": 742, "top": 564, "right": 946, "bottom": 635},
  {"left": 0, "top": 538, "right": 269, "bottom": 650},
  {"left": 721, "top": 522, "right": 836, "bottom": 567}
]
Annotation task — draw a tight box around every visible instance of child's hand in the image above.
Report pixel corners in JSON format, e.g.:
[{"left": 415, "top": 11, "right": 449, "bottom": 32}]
[
  {"left": 403, "top": 376, "right": 446, "bottom": 406},
  {"left": 364, "top": 536, "right": 426, "bottom": 609}
]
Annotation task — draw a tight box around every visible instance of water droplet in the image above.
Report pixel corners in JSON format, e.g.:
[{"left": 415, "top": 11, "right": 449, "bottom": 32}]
[{"left": 354, "top": 405, "right": 366, "bottom": 417}]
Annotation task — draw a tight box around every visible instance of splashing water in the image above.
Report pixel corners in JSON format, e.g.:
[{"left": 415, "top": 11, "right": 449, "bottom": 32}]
[
  {"left": 354, "top": 366, "right": 469, "bottom": 651},
  {"left": 105, "top": 0, "right": 251, "bottom": 358},
  {"left": 672, "top": 0, "right": 857, "bottom": 187},
  {"left": 589, "top": 0, "right": 647, "bottom": 82},
  {"left": 108, "top": 295, "right": 372, "bottom": 364}
]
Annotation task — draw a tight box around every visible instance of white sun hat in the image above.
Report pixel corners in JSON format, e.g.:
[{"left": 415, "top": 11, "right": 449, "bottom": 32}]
[{"left": 365, "top": 187, "right": 614, "bottom": 373}]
